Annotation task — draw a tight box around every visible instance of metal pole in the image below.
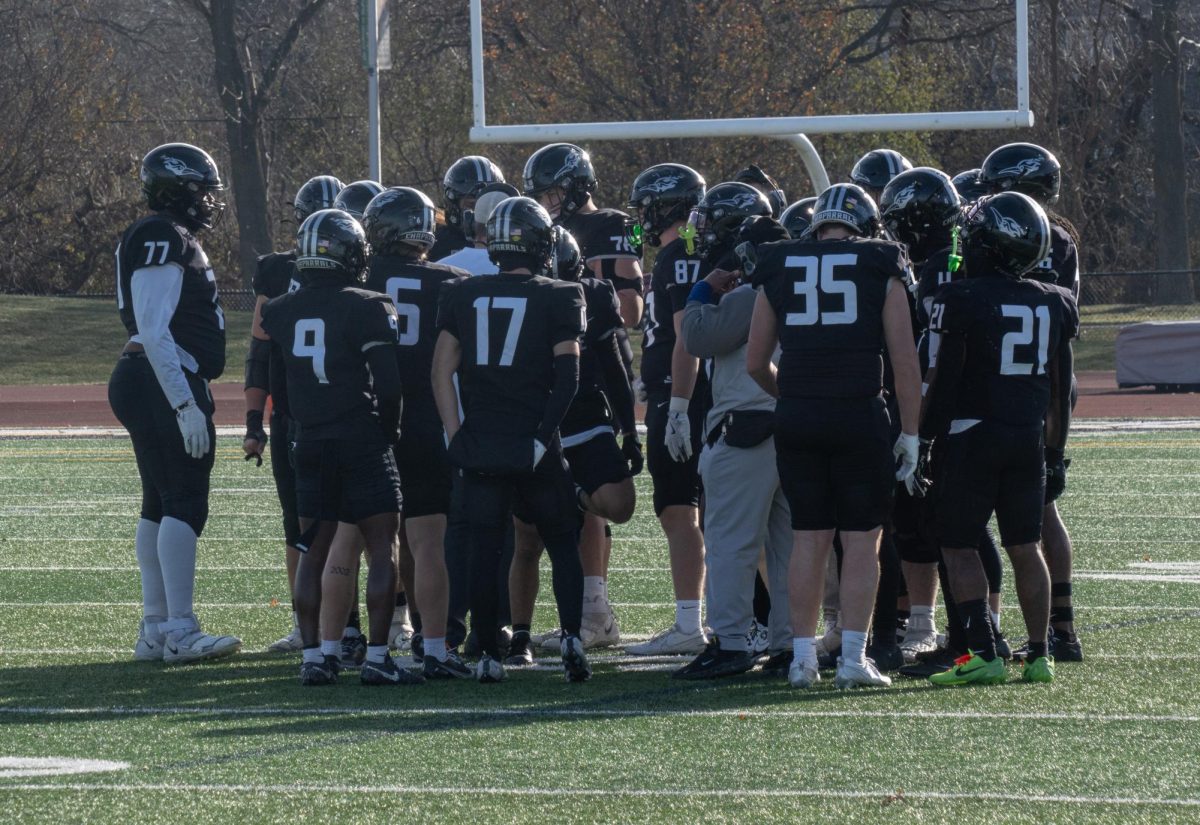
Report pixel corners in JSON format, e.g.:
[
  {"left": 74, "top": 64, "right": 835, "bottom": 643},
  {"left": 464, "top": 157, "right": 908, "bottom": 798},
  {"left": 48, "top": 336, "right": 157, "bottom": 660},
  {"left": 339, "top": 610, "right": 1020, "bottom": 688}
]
[
  {"left": 775, "top": 134, "right": 830, "bottom": 195},
  {"left": 1016, "top": 0, "right": 1031, "bottom": 117},
  {"left": 470, "top": 0, "right": 486, "bottom": 129},
  {"left": 367, "top": 0, "right": 381, "bottom": 181}
]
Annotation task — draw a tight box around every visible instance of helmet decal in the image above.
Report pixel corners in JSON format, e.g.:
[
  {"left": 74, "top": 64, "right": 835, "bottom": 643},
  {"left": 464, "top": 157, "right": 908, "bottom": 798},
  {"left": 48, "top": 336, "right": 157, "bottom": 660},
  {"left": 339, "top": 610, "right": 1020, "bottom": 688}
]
[
  {"left": 161, "top": 156, "right": 202, "bottom": 178},
  {"left": 990, "top": 207, "right": 1026, "bottom": 239},
  {"left": 997, "top": 158, "right": 1044, "bottom": 177}
]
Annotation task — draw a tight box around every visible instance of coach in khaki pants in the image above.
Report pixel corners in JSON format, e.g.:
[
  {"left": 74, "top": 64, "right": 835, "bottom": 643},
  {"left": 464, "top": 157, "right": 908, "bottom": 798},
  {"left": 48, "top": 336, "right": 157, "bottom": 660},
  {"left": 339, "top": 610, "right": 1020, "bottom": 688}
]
[{"left": 671, "top": 266, "right": 792, "bottom": 679}]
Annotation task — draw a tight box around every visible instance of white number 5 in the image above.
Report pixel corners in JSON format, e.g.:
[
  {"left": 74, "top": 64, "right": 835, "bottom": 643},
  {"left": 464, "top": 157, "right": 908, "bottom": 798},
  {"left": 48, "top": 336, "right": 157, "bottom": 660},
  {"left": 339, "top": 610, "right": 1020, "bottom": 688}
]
[{"left": 143, "top": 241, "right": 169, "bottom": 266}]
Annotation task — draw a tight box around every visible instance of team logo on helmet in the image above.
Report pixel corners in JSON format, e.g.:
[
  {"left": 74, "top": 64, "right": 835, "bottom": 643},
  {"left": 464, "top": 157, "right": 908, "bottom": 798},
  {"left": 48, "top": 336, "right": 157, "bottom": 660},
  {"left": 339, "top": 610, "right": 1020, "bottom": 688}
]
[
  {"left": 722, "top": 193, "right": 761, "bottom": 210},
  {"left": 162, "top": 156, "right": 201, "bottom": 178},
  {"left": 997, "top": 158, "right": 1043, "bottom": 178},
  {"left": 990, "top": 207, "right": 1026, "bottom": 239},
  {"left": 887, "top": 184, "right": 917, "bottom": 213},
  {"left": 553, "top": 149, "right": 583, "bottom": 180},
  {"left": 642, "top": 175, "right": 682, "bottom": 194}
]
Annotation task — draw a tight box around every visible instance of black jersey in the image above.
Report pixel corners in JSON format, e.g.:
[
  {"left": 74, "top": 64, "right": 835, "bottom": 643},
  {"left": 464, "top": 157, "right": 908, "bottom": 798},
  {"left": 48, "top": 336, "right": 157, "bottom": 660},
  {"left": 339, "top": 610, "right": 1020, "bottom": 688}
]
[
  {"left": 116, "top": 214, "right": 226, "bottom": 380},
  {"left": 561, "top": 277, "right": 624, "bottom": 437},
  {"left": 1027, "top": 222, "right": 1079, "bottom": 297},
  {"left": 641, "top": 238, "right": 711, "bottom": 393},
  {"left": 364, "top": 255, "right": 469, "bottom": 424},
  {"left": 929, "top": 276, "right": 1079, "bottom": 427},
  {"left": 430, "top": 224, "right": 468, "bottom": 262},
  {"left": 260, "top": 282, "right": 399, "bottom": 440},
  {"left": 437, "top": 272, "right": 585, "bottom": 437},
  {"left": 252, "top": 250, "right": 300, "bottom": 417},
  {"left": 560, "top": 208, "right": 643, "bottom": 293},
  {"left": 755, "top": 236, "right": 911, "bottom": 400}
]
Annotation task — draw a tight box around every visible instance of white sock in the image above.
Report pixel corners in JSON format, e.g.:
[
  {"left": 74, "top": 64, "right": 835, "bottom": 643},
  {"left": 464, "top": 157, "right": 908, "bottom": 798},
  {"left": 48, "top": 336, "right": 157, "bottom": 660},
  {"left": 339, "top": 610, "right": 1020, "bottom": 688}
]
[
  {"left": 909, "top": 605, "right": 935, "bottom": 631},
  {"left": 157, "top": 517, "right": 197, "bottom": 620},
  {"left": 792, "top": 637, "right": 817, "bottom": 668},
  {"left": 842, "top": 629, "right": 868, "bottom": 666},
  {"left": 366, "top": 645, "right": 388, "bottom": 664},
  {"left": 320, "top": 639, "right": 340, "bottom": 657},
  {"left": 292, "top": 611, "right": 300, "bottom": 630},
  {"left": 302, "top": 647, "right": 324, "bottom": 664},
  {"left": 991, "top": 610, "right": 1002, "bottom": 631},
  {"left": 584, "top": 576, "right": 606, "bottom": 605},
  {"left": 343, "top": 626, "right": 361, "bottom": 639},
  {"left": 425, "top": 637, "right": 447, "bottom": 662},
  {"left": 135, "top": 519, "right": 167, "bottom": 620},
  {"left": 675, "top": 600, "right": 702, "bottom": 635}
]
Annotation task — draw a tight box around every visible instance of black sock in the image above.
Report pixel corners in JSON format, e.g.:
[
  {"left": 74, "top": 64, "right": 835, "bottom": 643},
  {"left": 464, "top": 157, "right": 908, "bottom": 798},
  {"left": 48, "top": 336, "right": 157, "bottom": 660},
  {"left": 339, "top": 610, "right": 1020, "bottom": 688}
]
[
  {"left": 938, "top": 561, "right": 967, "bottom": 654},
  {"left": 513, "top": 624, "right": 531, "bottom": 636},
  {"left": 959, "top": 598, "right": 997, "bottom": 661},
  {"left": 409, "top": 608, "right": 422, "bottom": 634},
  {"left": 1027, "top": 639, "right": 1048, "bottom": 660},
  {"left": 347, "top": 608, "right": 361, "bottom": 631},
  {"left": 752, "top": 571, "right": 771, "bottom": 627},
  {"left": 872, "top": 530, "right": 899, "bottom": 645},
  {"left": 395, "top": 591, "right": 407, "bottom": 608}
]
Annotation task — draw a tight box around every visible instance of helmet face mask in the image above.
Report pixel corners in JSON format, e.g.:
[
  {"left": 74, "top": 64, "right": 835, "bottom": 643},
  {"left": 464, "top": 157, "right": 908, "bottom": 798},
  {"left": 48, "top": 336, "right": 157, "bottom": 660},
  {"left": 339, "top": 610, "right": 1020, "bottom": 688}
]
[
  {"left": 879, "top": 167, "right": 962, "bottom": 250},
  {"left": 958, "top": 192, "right": 1051, "bottom": 278},
  {"left": 627, "top": 163, "right": 706, "bottom": 248},
  {"left": 295, "top": 208, "right": 370, "bottom": 282},
  {"left": 523, "top": 143, "right": 597, "bottom": 219},
  {"left": 140, "top": 143, "right": 226, "bottom": 231},
  {"left": 444, "top": 155, "right": 505, "bottom": 228},
  {"left": 685, "top": 182, "right": 771, "bottom": 257}
]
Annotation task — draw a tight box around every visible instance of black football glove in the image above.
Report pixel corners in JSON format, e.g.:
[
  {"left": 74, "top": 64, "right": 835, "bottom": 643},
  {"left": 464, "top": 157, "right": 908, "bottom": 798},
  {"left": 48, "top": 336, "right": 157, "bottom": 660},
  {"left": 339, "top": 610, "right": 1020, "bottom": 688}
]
[
  {"left": 1045, "top": 449, "right": 1069, "bottom": 504},
  {"left": 904, "top": 438, "right": 934, "bottom": 498},
  {"left": 243, "top": 410, "right": 266, "bottom": 466},
  {"left": 622, "top": 434, "right": 644, "bottom": 476}
]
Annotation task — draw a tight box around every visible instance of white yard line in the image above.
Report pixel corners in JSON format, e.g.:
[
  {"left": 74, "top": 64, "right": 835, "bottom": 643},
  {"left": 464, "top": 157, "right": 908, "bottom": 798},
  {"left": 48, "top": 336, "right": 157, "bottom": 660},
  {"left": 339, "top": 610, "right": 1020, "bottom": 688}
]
[{"left": 0, "top": 601, "right": 1196, "bottom": 612}]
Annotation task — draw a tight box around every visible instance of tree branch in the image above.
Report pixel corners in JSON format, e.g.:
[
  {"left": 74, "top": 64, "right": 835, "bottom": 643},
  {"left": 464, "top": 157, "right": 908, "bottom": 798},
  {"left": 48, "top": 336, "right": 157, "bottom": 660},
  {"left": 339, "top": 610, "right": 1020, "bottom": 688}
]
[{"left": 257, "top": 0, "right": 330, "bottom": 110}]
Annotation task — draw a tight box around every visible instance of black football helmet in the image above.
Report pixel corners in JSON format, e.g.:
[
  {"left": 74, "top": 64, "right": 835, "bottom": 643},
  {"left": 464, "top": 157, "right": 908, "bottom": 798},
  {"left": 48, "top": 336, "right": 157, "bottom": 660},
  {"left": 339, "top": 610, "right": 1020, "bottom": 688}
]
[
  {"left": 522, "top": 143, "right": 597, "bottom": 219},
  {"left": 140, "top": 143, "right": 225, "bottom": 231},
  {"left": 733, "top": 164, "right": 786, "bottom": 218},
  {"left": 486, "top": 196, "right": 556, "bottom": 274},
  {"left": 333, "top": 180, "right": 384, "bottom": 221},
  {"left": 810, "top": 183, "right": 881, "bottom": 238},
  {"left": 951, "top": 169, "right": 989, "bottom": 203},
  {"left": 850, "top": 149, "right": 913, "bottom": 196},
  {"left": 463, "top": 182, "right": 520, "bottom": 238},
  {"left": 626, "top": 163, "right": 707, "bottom": 248},
  {"left": 295, "top": 208, "right": 370, "bottom": 281},
  {"left": 684, "top": 182, "right": 772, "bottom": 257},
  {"left": 293, "top": 175, "right": 345, "bottom": 224},
  {"left": 552, "top": 226, "right": 584, "bottom": 282},
  {"left": 362, "top": 187, "right": 437, "bottom": 256},
  {"left": 779, "top": 197, "right": 818, "bottom": 239},
  {"left": 959, "top": 192, "right": 1051, "bottom": 277},
  {"left": 879, "top": 167, "right": 962, "bottom": 249},
  {"left": 443, "top": 155, "right": 505, "bottom": 228},
  {"left": 979, "top": 142, "right": 1061, "bottom": 205}
]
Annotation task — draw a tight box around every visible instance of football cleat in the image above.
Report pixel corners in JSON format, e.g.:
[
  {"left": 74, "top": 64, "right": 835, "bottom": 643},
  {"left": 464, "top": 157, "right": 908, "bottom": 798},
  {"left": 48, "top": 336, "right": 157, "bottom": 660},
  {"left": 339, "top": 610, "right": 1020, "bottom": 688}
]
[
  {"left": 361, "top": 654, "right": 425, "bottom": 686},
  {"left": 299, "top": 655, "right": 341, "bottom": 686},
  {"left": 899, "top": 625, "right": 939, "bottom": 662},
  {"left": 1050, "top": 628, "right": 1083, "bottom": 662},
  {"left": 834, "top": 657, "right": 892, "bottom": 689},
  {"left": 163, "top": 627, "right": 241, "bottom": 664},
  {"left": 339, "top": 632, "right": 367, "bottom": 669},
  {"left": 994, "top": 630, "right": 1013, "bottom": 661},
  {"left": 476, "top": 653, "right": 507, "bottom": 683},
  {"left": 866, "top": 641, "right": 904, "bottom": 672},
  {"left": 561, "top": 635, "right": 592, "bottom": 683},
  {"left": 267, "top": 625, "right": 303, "bottom": 653},
  {"left": 423, "top": 651, "right": 474, "bottom": 680},
  {"left": 388, "top": 605, "right": 414, "bottom": 651},
  {"left": 789, "top": 658, "right": 821, "bottom": 689},
  {"left": 625, "top": 624, "right": 707, "bottom": 656},
  {"left": 762, "top": 650, "right": 793, "bottom": 675},
  {"left": 928, "top": 652, "right": 1007, "bottom": 686},
  {"left": 898, "top": 646, "right": 962, "bottom": 679},
  {"left": 672, "top": 639, "right": 755, "bottom": 681},
  {"left": 504, "top": 631, "right": 535, "bottom": 666},
  {"left": 134, "top": 619, "right": 166, "bottom": 661},
  {"left": 533, "top": 628, "right": 565, "bottom": 652},
  {"left": 749, "top": 621, "right": 770, "bottom": 661},
  {"left": 581, "top": 599, "right": 621, "bottom": 648},
  {"left": 410, "top": 633, "right": 424, "bottom": 666},
  {"left": 1022, "top": 656, "right": 1055, "bottom": 683}
]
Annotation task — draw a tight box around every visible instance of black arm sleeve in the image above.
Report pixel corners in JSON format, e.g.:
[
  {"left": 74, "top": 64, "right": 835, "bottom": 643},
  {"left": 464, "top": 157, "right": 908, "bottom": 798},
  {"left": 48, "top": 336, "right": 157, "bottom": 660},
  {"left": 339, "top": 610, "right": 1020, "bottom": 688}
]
[
  {"left": 244, "top": 336, "right": 271, "bottom": 392},
  {"left": 366, "top": 344, "right": 403, "bottom": 444},
  {"left": 919, "top": 332, "right": 965, "bottom": 442},
  {"left": 598, "top": 333, "right": 636, "bottom": 436},
  {"left": 1045, "top": 340, "right": 1074, "bottom": 457},
  {"left": 537, "top": 353, "right": 580, "bottom": 445},
  {"left": 614, "top": 325, "right": 635, "bottom": 383}
]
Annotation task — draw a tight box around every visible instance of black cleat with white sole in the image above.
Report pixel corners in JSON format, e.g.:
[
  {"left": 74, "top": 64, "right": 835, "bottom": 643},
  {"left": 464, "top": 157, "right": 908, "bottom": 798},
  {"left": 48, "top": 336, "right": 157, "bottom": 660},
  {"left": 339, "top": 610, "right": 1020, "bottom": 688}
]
[
  {"left": 299, "top": 655, "right": 341, "bottom": 686},
  {"left": 561, "top": 635, "right": 592, "bottom": 683},
  {"left": 423, "top": 651, "right": 473, "bottom": 679},
  {"left": 361, "top": 654, "right": 425, "bottom": 686}
]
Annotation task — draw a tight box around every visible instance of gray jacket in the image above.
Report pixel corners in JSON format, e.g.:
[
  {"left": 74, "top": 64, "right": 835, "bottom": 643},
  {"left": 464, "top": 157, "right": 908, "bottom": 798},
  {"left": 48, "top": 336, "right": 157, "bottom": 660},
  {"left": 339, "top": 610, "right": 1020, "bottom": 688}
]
[{"left": 680, "top": 283, "right": 778, "bottom": 439}]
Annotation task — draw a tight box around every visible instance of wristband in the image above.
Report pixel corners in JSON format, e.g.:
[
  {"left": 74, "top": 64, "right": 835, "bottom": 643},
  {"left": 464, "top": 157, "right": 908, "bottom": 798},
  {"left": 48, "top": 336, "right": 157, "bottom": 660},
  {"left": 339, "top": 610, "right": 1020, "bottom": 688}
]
[
  {"left": 246, "top": 409, "right": 265, "bottom": 435},
  {"left": 668, "top": 396, "right": 690, "bottom": 414},
  {"left": 688, "top": 281, "right": 716, "bottom": 305}
]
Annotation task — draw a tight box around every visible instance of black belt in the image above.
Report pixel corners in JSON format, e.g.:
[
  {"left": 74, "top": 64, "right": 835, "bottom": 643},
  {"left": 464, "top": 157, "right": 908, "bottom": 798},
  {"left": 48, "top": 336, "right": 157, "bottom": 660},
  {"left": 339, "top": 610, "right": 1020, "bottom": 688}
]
[
  {"left": 120, "top": 350, "right": 146, "bottom": 360},
  {"left": 706, "top": 408, "right": 775, "bottom": 449}
]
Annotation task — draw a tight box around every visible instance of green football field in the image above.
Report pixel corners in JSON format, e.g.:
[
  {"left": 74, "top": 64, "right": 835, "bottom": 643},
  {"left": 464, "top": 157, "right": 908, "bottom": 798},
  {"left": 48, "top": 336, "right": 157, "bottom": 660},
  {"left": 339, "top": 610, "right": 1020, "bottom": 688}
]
[{"left": 1, "top": 431, "right": 1199, "bottom": 823}]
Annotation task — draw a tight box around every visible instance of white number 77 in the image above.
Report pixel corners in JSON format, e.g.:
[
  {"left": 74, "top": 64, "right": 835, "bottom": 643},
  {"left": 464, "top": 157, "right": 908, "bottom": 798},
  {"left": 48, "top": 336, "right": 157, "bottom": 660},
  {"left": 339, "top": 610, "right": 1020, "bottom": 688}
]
[{"left": 143, "top": 241, "right": 169, "bottom": 265}]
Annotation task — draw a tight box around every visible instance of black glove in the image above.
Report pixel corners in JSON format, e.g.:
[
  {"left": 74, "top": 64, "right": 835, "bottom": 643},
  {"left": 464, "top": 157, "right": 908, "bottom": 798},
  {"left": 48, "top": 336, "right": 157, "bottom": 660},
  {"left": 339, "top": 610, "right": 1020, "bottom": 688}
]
[
  {"left": 1045, "top": 449, "right": 1069, "bottom": 503},
  {"left": 622, "top": 434, "right": 644, "bottom": 476},
  {"left": 243, "top": 410, "right": 266, "bottom": 466},
  {"left": 905, "top": 438, "right": 934, "bottom": 498}
]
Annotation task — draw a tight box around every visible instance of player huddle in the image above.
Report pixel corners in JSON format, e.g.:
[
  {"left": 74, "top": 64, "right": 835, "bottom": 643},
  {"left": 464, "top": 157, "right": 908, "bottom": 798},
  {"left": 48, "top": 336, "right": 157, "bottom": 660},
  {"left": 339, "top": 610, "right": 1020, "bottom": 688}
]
[{"left": 109, "top": 137, "right": 1081, "bottom": 691}]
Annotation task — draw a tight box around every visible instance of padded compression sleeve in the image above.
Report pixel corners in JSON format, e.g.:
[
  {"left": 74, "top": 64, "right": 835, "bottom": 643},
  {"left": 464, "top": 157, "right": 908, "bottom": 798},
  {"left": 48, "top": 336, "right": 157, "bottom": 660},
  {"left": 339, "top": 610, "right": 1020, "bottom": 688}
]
[
  {"left": 537, "top": 353, "right": 580, "bottom": 445},
  {"left": 597, "top": 332, "right": 636, "bottom": 435},
  {"left": 244, "top": 336, "right": 271, "bottom": 392}
]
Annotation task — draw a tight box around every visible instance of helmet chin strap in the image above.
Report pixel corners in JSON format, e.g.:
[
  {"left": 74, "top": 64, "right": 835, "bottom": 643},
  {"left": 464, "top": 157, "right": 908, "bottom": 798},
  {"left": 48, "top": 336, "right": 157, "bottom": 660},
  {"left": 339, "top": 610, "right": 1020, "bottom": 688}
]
[{"left": 678, "top": 222, "right": 698, "bottom": 255}]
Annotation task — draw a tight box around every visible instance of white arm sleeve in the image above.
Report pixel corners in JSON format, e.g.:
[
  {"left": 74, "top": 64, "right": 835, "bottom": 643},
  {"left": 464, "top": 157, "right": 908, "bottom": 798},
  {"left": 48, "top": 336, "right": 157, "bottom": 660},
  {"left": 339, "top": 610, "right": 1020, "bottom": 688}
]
[{"left": 131, "top": 263, "right": 195, "bottom": 410}]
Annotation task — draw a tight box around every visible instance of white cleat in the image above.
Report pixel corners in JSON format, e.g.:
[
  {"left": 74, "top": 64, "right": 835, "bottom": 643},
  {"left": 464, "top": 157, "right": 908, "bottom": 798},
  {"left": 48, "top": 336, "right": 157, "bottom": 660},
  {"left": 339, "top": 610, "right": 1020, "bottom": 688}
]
[
  {"left": 388, "top": 605, "right": 414, "bottom": 651},
  {"left": 834, "top": 656, "right": 892, "bottom": 689},
  {"left": 625, "top": 624, "right": 707, "bottom": 656},
  {"left": 534, "top": 628, "right": 565, "bottom": 652},
  {"left": 267, "top": 625, "right": 303, "bottom": 653},
  {"left": 899, "top": 625, "right": 939, "bottom": 662},
  {"left": 163, "top": 628, "right": 242, "bottom": 664},
  {"left": 580, "top": 599, "right": 621, "bottom": 649},
  {"left": 788, "top": 659, "right": 821, "bottom": 689},
  {"left": 134, "top": 619, "right": 166, "bottom": 661},
  {"left": 476, "top": 653, "right": 507, "bottom": 683}
]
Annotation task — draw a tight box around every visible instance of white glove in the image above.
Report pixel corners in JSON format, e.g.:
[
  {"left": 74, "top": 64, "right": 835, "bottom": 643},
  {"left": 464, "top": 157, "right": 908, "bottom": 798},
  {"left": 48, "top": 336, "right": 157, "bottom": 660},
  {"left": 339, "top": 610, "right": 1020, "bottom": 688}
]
[
  {"left": 664, "top": 396, "right": 693, "bottom": 462},
  {"left": 175, "top": 400, "right": 211, "bottom": 460},
  {"left": 633, "top": 376, "right": 648, "bottom": 404},
  {"left": 893, "top": 432, "right": 919, "bottom": 483},
  {"left": 533, "top": 438, "right": 548, "bottom": 468}
]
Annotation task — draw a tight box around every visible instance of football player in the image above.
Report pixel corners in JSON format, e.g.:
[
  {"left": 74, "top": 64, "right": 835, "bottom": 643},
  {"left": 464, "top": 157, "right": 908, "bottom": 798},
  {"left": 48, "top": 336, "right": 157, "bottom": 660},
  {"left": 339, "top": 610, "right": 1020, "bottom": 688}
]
[
  {"left": 431, "top": 196, "right": 590, "bottom": 684},
  {"left": 437, "top": 182, "right": 519, "bottom": 275},
  {"left": 506, "top": 228, "right": 641, "bottom": 663},
  {"left": 109, "top": 142, "right": 242, "bottom": 664},
  {"left": 850, "top": 148, "right": 914, "bottom": 204},
  {"left": 361, "top": 186, "right": 474, "bottom": 679},
  {"left": 244, "top": 174, "right": 343, "bottom": 653},
  {"left": 746, "top": 183, "right": 922, "bottom": 689},
  {"left": 979, "top": 143, "right": 1082, "bottom": 661},
  {"left": 433, "top": 155, "right": 505, "bottom": 261},
  {"left": 260, "top": 208, "right": 421, "bottom": 687},
  {"left": 779, "top": 197, "right": 817, "bottom": 239},
  {"left": 734, "top": 164, "right": 787, "bottom": 218},
  {"left": 333, "top": 180, "right": 384, "bottom": 221},
  {"left": 922, "top": 192, "right": 1077, "bottom": 686}
]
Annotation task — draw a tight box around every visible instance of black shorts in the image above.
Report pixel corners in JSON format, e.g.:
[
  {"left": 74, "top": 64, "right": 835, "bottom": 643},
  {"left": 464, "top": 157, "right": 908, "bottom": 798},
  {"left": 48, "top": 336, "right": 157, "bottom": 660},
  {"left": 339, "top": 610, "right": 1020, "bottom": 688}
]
[
  {"left": 293, "top": 437, "right": 402, "bottom": 524},
  {"left": 563, "top": 429, "right": 630, "bottom": 495},
  {"left": 936, "top": 420, "right": 1045, "bottom": 549},
  {"left": 775, "top": 395, "right": 894, "bottom": 532},
  {"left": 892, "top": 484, "right": 938, "bottom": 564},
  {"left": 107, "top": 353, "right": 215, "bottom": 535},
  {"left": 645, "top": 390, "right": 705, "bottom": 517},
  {"left": 269, "top": 411, "right": 300, "bottom": 546},
  {"left": 468, "top": 439, "right": 581, "bottom": 538},
  {"left": 394, "top": 420, "right": 452, "bottom": 518}
]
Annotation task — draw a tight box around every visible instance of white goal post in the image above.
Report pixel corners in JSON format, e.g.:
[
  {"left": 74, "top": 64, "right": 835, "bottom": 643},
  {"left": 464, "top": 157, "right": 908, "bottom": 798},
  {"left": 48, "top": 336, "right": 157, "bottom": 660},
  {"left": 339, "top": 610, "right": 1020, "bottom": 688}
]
[{"left": 467, "top": 0, "right": 1032, "bottom": 193}]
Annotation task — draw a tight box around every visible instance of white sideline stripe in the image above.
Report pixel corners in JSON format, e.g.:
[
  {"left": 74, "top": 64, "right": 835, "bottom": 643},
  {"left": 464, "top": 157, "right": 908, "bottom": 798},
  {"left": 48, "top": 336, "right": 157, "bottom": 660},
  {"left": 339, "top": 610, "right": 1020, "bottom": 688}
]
[
  {"left": 0, "top": 757, "right": 129, "bottom": 779},
  {"left": 0, "top": 706, "right": 1196, "bottom": 724},
  {"left": 2, "top": 602, "right": 1198, "bottom": 612},
  {"left": 0, "top": 782, "right": 1196, "bottom": 807}
]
